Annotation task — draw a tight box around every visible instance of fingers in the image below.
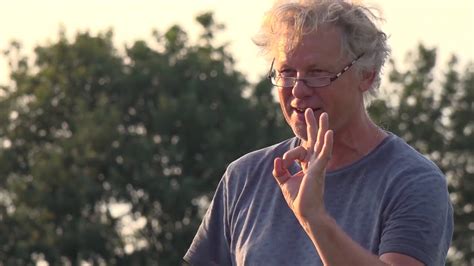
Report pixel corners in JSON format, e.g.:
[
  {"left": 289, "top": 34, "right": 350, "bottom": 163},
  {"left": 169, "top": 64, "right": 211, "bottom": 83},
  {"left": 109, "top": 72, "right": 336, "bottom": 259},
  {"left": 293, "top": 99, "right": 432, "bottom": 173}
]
[
  {"left": 315, "top": 112, "right": 329, "bottom": 155},
  {"left": 273, "top": 157, "right": 291, "bottom": 185},
  {"left": 305, "top": 108, "right": 318, "bottom": 157},
  {"left": 303, "top": 129, "right": 333, "bottom": 190},
  {"left": 320, "top": 129, "right": 333, "bottom": 162},
  {"left": 275, "top": 112, "right": 332, "bottom": 187},
  {"left": 282, "top": 146, "right": 307, "bottom": 166},
  {"left": 273, "top": 146, "right": 307, "bottom": 185}
]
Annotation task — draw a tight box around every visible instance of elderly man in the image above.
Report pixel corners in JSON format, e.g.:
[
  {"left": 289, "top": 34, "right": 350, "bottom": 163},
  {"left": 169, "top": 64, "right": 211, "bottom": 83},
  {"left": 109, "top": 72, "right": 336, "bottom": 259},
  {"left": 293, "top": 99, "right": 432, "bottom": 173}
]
[{"left": 184, "top": 0, "right": 453, "bottom": 265}]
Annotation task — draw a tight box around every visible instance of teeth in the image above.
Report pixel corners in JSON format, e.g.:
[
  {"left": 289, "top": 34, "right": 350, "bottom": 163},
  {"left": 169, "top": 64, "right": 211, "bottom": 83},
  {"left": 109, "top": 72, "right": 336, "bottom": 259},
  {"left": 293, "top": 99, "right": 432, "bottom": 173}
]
[
  {"left": 294, "top": 108, "right": 321, "bottom": 113},
  {"left": 293, "top": 106, "right": 323, "bottom": 112}
]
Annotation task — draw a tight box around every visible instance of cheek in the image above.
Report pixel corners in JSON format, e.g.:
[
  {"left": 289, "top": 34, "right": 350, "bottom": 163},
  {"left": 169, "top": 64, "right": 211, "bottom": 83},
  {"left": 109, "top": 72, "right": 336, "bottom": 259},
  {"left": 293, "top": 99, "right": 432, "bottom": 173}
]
[
  {"left": 316, "top": 90, "right": 343, "bottom": 122},
  {"left": 320, "top": 86, "right": 360, "bottom": 126},
  {"left": 277, "top": 89, "right": 293, "bottom": 121},
  {"left": 277, "top": 89, "right": 291, "bottom": 107}
]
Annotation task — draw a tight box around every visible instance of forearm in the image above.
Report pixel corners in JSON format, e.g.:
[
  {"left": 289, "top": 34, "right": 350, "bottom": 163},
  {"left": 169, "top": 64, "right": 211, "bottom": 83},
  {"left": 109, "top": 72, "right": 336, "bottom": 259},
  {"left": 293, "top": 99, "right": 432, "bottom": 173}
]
[{"left": 301, "top": 213, "right": 388, "bottom": 266}]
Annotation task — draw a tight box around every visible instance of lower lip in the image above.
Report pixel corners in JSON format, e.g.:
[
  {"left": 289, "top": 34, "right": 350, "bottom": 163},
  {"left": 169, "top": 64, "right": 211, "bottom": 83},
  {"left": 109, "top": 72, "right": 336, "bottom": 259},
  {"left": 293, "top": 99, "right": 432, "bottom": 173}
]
[
  {"left": 294, "top": 109, "right": 322, "bottom": 122},
  {"left": 296, "top": 111, "right": 305, "bottom": 122}
]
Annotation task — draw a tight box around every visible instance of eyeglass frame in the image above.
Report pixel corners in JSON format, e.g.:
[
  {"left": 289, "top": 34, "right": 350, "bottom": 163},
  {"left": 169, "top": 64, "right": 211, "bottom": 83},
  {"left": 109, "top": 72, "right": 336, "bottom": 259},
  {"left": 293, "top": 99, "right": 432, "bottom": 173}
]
[{"left": 267, "top": 53, "right": 365, "bottom": 88}]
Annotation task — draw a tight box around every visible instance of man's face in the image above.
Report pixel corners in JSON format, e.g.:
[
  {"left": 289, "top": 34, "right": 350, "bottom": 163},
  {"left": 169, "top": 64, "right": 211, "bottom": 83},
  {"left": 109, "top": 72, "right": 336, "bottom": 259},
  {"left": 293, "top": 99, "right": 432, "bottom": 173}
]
[{"left": 274, "top": 25, "right": 365, "bottom": 141}]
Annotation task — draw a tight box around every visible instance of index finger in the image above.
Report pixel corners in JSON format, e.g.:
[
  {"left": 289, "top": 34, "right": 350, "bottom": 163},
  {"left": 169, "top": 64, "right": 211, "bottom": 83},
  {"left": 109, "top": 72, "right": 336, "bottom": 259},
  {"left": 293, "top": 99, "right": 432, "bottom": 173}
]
[
  {"left": 305, "top": 108, "right": 318, "bottom": 157},
  {"left": 282, "top": 145, "right": 307, "bottom": 168}
]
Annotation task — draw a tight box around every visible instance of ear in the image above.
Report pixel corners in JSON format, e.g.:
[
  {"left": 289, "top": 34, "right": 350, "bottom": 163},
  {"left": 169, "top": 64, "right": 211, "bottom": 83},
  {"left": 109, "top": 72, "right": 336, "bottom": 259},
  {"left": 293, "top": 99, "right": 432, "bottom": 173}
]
[{"left": 359, "top": 70, "right": 376, "bottom": 92}]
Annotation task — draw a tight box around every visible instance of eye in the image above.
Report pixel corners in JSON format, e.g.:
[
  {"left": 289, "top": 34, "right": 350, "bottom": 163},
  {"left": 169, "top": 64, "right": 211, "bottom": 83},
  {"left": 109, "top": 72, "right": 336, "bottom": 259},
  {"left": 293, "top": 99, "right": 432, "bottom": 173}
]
[
  {"left": 278, "top": 69, "right": 296, "bottom": 77},
  {"left": 307, "top": 69, "right": 331, "bottom": 77}
]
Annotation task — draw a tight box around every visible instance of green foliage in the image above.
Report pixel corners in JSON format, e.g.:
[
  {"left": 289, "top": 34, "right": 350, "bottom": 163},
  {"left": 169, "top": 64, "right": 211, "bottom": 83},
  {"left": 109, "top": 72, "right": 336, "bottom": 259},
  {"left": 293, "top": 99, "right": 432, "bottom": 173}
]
[
  {"left": 368, "top": 45, "right": 474, "bottom": 266},
  {"left": 0, "top": 14, "right": 288, "bottom": 265},
  {"left": 0, "top": 13, "right": 472, "bottom": 266}
]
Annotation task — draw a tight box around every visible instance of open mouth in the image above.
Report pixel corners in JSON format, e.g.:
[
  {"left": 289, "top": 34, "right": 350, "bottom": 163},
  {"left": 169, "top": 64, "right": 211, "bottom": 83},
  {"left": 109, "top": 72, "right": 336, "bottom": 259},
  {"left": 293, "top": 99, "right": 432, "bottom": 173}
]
[{"left": 294, "top": 107, "right": 321, "bottom": 114}]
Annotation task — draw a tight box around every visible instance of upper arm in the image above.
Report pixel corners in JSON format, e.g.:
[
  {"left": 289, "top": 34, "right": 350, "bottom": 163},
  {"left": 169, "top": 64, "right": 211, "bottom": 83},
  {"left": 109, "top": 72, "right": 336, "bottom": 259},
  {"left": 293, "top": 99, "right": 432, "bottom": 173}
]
[
  {"left": 379, "top": 171, "right": 453, "bottom": 266},
  {"left": 380, "top": 252, "right": 425, "bottom": 266},
  {"left": 183, "top": 175, "right": 232, "bottom": 265}
]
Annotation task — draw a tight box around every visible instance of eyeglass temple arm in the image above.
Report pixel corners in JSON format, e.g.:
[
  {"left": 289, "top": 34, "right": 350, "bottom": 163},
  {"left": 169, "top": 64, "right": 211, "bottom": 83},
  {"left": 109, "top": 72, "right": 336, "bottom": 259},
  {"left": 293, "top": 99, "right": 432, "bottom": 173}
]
[
  {"left": 329, "top": 53, "right": 365, "bottom": 81},
  {"left": 267, "top": 58, "right": 276, "bottom": 79}
]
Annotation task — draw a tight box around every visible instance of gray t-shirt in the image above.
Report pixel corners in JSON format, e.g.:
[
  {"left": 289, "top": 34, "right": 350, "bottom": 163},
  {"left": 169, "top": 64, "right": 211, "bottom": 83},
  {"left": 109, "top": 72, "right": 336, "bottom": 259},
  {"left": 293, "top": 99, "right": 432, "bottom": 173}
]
[{"left": 184, "top": 133, "right": 453, "bottom": 266}]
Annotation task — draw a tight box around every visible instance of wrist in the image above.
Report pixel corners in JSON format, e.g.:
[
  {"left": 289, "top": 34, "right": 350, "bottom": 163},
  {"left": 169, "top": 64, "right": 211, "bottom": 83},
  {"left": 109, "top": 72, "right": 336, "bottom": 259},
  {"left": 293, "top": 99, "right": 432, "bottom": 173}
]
[{"left": 299, "top": 209, "right": 332, "bottom": 235}]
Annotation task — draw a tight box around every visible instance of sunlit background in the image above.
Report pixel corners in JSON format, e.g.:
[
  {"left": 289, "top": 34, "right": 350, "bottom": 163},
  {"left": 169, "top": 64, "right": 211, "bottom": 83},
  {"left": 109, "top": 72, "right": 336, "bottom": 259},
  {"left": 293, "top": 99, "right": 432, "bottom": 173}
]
[
  {"left": 1, "top": 0, "right": 473, "bottom": 85},
  {"left": 0, "top": 1, "right": 473, "bottom": 265}
]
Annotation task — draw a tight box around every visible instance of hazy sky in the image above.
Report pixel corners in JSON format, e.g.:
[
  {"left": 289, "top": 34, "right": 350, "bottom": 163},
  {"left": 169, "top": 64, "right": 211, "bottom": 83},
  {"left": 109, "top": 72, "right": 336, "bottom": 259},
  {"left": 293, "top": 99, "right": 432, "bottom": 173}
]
[{"left": 1, "top": 0, "right": 473, "bottom": 85}]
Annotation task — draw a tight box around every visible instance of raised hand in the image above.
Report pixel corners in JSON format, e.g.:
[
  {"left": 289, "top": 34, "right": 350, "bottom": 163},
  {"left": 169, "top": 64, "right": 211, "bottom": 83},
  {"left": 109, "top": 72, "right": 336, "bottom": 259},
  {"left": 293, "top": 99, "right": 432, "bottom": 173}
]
[{"left": 272, "top": 109, "right": 333, "bottom": 222}]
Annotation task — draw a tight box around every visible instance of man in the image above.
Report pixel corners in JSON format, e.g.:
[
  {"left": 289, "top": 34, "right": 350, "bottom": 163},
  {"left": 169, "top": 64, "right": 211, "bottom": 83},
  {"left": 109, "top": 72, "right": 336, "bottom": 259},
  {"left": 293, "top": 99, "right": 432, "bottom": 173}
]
[{"left": 184, "top": 0, "right": 453, "bottom": 265}]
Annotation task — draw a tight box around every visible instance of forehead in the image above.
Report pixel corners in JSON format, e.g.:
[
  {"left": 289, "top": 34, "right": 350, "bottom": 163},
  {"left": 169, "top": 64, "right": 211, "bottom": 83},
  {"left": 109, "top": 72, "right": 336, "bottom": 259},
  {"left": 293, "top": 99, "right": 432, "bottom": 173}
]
[{"left": 275, "top": 25, "right": 344, "bottom": 67}]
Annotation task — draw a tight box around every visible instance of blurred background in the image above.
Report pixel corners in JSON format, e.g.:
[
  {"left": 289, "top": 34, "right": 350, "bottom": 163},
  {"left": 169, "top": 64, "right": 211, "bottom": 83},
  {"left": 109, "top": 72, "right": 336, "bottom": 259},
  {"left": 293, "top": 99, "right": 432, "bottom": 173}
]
[{"left": 0, "top": 0, "right": 473, "bottom": 265}]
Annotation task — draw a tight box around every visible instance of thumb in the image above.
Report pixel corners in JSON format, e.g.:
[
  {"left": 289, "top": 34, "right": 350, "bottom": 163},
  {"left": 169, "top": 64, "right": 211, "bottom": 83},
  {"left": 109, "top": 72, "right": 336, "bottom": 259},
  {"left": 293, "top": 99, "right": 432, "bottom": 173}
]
[{"left": 273, "top": 157, "right": 291, "bottom": 186}]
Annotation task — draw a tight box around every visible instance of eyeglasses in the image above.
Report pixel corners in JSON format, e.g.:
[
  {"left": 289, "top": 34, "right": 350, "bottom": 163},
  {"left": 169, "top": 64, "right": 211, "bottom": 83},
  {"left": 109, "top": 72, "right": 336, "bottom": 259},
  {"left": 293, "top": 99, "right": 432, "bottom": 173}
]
[{"left": 267, "top": 53, "right": 365, "bottom": 88}]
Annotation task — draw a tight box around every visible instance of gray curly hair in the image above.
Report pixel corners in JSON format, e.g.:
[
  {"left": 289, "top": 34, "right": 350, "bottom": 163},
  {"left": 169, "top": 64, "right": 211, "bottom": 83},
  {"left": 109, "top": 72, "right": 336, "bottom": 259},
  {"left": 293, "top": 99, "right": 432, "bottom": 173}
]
[{"left": 253, "top": 0, "right": 391, "bottom": 105}]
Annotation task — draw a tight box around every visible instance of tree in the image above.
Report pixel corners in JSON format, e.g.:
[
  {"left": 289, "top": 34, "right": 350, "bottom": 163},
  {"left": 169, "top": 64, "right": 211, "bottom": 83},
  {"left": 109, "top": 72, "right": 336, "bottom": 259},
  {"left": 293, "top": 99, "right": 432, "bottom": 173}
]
[
  {"left": 368, "top": 45, "right": 474, "bottom": 266},
  {"left": 0, "top": 13, "right": 287, "bottom": 265},
  {"left": 1, "top": 14, "right": 472, "bottom": 265},
  {"left": 0, "top": 30, "right": 125, "bottom": 265}
]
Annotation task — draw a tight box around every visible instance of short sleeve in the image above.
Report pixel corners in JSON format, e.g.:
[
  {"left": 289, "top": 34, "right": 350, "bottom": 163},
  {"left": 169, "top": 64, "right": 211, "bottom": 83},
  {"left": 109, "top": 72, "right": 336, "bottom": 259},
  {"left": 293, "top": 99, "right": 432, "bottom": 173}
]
[
  {"left": 183, "top": 173, "right": 232, "bottom": 265},
  {"left": 379, "top": 172, "right": 453, "bottom": 266}
]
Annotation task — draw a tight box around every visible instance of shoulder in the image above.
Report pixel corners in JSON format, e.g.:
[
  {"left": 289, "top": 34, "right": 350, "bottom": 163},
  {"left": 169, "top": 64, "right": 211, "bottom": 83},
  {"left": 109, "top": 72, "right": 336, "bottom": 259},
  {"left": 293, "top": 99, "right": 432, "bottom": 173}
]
[
  {"left": 219, "top": 137, "right": 297, "bottom": 200},
  {"left": 377, "top": 134, "right": 453, "bottom": 265},
  {"left": 377, "top": 133, "right": 445, "bottom": 183},
  {"left": 225, "top": 137, "right": 297, "bottom": 177},
  {"left": 366, "top": 132, "right": 451, "bottom": 217},
  {"left": 378, "top": 133, "right": 452, "bottom": 226}
]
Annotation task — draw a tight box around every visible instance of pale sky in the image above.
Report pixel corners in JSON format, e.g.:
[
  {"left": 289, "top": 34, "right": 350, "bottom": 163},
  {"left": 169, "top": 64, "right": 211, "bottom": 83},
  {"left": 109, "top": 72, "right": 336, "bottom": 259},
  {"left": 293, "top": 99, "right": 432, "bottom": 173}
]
[{"left": 1, "top": 0, "right": 473, "bottom": 85}]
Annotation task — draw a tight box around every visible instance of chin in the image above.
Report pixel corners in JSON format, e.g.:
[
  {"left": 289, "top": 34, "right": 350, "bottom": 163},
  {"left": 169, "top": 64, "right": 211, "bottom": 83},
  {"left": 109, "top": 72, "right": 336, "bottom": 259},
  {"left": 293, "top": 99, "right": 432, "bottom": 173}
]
[
  {"left": 283, "top": 110, "right": 308, "bottom": 140},
  {"left": 291, "top": 123, "right": 308, "bottom": 141}
]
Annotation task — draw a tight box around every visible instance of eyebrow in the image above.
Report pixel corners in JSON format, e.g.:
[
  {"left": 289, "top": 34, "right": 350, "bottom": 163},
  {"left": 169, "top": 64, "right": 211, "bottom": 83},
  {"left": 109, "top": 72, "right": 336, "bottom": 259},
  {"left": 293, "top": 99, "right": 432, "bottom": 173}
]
[{"left": 277, "top": 63, "right": 330, "bottom": 73}]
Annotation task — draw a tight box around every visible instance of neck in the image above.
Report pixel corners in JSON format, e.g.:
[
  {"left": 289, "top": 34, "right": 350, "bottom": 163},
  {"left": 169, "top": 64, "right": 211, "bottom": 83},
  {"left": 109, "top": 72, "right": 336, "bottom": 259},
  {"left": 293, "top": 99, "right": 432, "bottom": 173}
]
[{"left": 330, "top": 111, "right": 387, "bottom": 171}]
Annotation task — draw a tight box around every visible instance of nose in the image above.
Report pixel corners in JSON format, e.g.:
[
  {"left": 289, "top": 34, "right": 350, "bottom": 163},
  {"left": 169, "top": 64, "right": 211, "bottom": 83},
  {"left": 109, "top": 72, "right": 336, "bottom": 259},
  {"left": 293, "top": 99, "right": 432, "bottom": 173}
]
[{"left": 292, "top": 79, "right": 313, "bottom": 99}]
